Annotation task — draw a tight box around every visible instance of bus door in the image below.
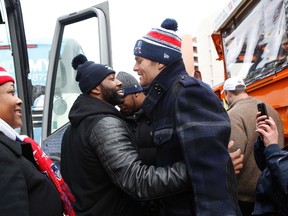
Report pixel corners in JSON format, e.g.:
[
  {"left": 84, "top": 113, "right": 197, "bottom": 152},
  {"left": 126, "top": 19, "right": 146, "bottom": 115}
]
[{"left": 41, "top": 1, "right": 111, "bottom": 165}]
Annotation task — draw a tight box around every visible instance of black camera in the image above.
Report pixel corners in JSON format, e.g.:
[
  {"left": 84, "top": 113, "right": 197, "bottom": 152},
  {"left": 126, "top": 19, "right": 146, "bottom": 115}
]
[{"left": 257, "top": 102, "right": 269, "bottom": 118}]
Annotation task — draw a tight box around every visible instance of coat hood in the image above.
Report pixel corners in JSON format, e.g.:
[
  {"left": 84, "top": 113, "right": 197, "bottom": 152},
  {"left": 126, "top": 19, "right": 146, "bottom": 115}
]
[{"left": 68, "top": 94, "right": 122, "bottom": 126}]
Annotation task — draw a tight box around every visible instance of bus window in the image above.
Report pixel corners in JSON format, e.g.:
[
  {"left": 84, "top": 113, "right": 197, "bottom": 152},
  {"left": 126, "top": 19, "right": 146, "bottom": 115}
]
[
  {"left": 49, "top": 18, "right": 99, "bottom": 134},
  {"left": 0, "top": 41, "right": 51, "bottom": 143},
  {"left": 0, "top": 36, "right": 51, "bottom": 142}
]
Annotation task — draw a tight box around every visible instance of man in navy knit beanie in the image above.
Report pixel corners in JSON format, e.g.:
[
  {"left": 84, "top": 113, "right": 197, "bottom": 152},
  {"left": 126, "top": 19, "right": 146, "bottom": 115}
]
[
  {"left": 133, "top": 18, "right": 242, "bottom": 215},
  {"left": 72, "top": 54, "right": 115, "bottom": 94}
]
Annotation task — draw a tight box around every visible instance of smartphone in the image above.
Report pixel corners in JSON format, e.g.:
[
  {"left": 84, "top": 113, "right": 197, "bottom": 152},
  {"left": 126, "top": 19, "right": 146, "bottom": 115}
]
[{"left": 257, "top": 102, "right": 269, "bottom": 118}]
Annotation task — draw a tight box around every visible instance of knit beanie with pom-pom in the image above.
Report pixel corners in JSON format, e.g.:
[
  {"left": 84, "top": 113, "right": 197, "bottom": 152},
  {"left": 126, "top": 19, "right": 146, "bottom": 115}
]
[
  {"left": 71, "top": 54, "right": 115, "bottom": 94},
  {"left": 133, "top": 18, "right": 182, "bottom": 65}
]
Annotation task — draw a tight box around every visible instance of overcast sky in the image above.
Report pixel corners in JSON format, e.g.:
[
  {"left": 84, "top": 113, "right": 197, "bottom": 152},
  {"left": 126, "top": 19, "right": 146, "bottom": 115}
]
[
  {"left": 21, "top": 0, "right": 229, "bottom": 72},
  {"left": 22, "top": 0, "right": 228, "bottom": 37}
]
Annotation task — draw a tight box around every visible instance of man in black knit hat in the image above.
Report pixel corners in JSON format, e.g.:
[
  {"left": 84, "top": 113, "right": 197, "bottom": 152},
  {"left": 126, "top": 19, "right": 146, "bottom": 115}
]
[{"left": 60, "top": 54, "right": 189, "bottom": 216}]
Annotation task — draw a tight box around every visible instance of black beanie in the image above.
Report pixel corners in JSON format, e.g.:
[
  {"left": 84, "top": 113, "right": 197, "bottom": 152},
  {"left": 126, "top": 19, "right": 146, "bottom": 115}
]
[{"left": 72, "top": 54, "right": 115, "bottom": 94}]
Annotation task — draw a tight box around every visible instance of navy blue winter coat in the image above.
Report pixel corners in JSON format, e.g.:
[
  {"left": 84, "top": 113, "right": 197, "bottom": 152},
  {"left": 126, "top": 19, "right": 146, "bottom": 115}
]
[
  {"left": 142, "top": 58, "right": 241, "bottom": 215},
  {"left": 253, "top": 137, "right": 288, "bottom": 215}
]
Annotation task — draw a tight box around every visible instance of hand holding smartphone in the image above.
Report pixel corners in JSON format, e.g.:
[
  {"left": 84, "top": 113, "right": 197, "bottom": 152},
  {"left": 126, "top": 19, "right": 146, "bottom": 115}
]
[{"left": 257, "top": 102, "right": 269, "bottom": 119}]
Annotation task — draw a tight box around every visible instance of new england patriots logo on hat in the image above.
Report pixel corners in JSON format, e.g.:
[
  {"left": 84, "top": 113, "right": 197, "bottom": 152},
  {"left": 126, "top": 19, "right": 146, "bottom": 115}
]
[{"left": 134, "top": 40, "right": 142, "bottom": 54}]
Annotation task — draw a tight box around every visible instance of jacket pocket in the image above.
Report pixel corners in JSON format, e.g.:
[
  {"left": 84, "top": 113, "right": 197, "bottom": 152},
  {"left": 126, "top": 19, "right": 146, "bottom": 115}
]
[{"left": 154, "top": 127, "right": 173, "bottom": 146}]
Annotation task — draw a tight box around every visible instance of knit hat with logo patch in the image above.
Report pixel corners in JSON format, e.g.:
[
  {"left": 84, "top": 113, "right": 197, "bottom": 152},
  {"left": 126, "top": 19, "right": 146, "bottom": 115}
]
[
  {"left": 133, "top": 18, "right": 182, "bottom": 65},
  {"left": 72, "top": 54, "right": 115, "bottom": 94},
  {"left": 0, "top": 66, "right": 14, "bottom": 85}
]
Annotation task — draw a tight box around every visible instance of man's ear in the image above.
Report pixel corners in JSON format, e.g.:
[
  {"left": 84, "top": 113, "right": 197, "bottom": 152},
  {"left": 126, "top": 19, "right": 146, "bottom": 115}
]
[
  {"left": 158, "top": 63, "right": 165, "bottom": 70},
  {"left": 91, "top": 86, "right": 101, "bottom": 95}
]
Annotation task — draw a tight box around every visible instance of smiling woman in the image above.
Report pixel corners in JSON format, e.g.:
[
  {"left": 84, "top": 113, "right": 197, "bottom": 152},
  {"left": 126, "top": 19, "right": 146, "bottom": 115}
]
[
  {"left": 0, "top": 67, "right": 22, "bottom": 129},
  {"left": 0, "top": 66, "right": 69, "bottom": 216},
  {"left": 0, "top": 1, "right": 77, "bottom": 214}
]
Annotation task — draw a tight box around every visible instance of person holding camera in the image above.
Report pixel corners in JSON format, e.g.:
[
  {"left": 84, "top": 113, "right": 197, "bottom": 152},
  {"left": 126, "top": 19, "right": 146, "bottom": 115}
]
[
  {"left": 253, "top": 114, "right": 288, "bottom": 215},
  {"left": 222, "top": 77, "right": 284, "bottom": 216}
]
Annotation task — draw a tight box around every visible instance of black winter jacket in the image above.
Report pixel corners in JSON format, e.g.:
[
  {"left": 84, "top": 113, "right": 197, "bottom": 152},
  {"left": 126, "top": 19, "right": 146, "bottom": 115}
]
[
  {"left": 123, "top": 108, "right": 156, "bottom": 165},
  {"left": 61, "top": 94, "right": 189, "bottom": 216},
  {"left": 0, "top": 132, "right": 63, "bottom": 216}
]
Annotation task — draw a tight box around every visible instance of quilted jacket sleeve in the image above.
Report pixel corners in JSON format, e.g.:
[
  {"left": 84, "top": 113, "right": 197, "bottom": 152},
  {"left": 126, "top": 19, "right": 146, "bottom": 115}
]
[{"left": 89, "top": 116, "right": 189, "bottom": 201}]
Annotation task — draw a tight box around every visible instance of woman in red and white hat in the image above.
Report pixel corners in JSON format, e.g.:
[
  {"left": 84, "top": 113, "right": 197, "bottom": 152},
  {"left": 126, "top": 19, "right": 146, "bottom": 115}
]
[{"left": 0, "top": 66, "right": 74, "bottom": 216}]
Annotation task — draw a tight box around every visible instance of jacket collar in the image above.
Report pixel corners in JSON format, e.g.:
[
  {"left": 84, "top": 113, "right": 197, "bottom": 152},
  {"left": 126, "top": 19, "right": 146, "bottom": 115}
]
[
  {"left": 142, "top": 58, "right": 185, "bottom": 116},
  {"left": 0, "top": 132, "right": 22, "bottom": 157}
]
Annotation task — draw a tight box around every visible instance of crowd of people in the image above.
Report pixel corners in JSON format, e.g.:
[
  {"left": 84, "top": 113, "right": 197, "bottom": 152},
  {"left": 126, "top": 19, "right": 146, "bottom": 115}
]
[{"left": 0, "top": 17, "right": 287, "bottom": 216}]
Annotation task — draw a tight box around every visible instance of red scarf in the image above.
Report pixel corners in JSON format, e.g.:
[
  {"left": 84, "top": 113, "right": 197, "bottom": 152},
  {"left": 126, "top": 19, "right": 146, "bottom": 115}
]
[{"left": 23, "top": 136, "right": 76, "bottom": 216}]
